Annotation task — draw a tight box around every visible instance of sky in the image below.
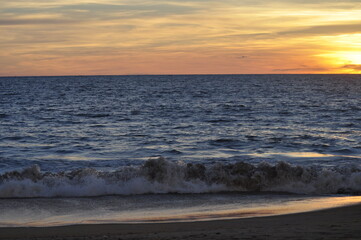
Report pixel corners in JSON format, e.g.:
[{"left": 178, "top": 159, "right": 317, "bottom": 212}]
[{"left": 1, "top": 0, "right": 361, "bottom": 76}]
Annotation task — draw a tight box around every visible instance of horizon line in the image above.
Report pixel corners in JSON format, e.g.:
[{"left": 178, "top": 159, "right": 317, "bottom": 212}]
[{"left": 1, "top": 73, "right": 360, "bottom": 78}]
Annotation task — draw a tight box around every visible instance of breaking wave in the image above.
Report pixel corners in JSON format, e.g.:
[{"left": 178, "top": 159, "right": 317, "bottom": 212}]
[{"left": 1, "top": 157, "right": 361, "bottom": 198}]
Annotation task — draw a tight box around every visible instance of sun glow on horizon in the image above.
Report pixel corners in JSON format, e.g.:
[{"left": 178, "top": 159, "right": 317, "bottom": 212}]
[
  {"left": 313, "top": 33, "right": 361, "bottom": 73},
  {"left": 316, "top": 50, "right": 361, "bottom": 73},
  {"left": 341, "top": 52, "right": 361, "bottom": 65},
  {"left": 1, "top": 0, "right": 361, "bottom": 76}
]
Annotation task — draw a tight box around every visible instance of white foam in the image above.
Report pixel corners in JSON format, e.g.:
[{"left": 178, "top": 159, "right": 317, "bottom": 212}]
[{"left": 0, "top": 158, "right": 360, "bottom": 198}]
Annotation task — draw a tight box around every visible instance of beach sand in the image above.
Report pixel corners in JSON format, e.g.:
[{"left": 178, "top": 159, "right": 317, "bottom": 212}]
[{"left": 1, "top": 203, "right": 360, "bottom": 240}]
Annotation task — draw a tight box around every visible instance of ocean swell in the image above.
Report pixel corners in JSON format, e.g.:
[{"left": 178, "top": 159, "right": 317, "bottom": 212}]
[{"left": 0, "top": 158, "right": 361, "bottom": 198}]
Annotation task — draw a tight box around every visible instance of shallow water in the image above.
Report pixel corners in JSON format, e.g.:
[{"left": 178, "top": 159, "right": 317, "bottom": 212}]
[{"left": 1, "top": 194, "right": 360, "bottom": 227}]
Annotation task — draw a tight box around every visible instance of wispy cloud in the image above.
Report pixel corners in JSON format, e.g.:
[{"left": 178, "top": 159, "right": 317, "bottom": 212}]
[
  {"left": 279, "top": 22, "right": 361, "bottom": 36},
  {"left": 342, "top": 64, "right": 361, "bottom": 71},
  {"left": 0, "top": 2, "right": 202, "bottom": 23},
  {"left": 0, "top": 18, "right": 78, "bottom": 25},
  {"left": 1, "top": 0, "right": 361, "bottom": 75},
  {"left": 273, "top": 67, "right": 330, "bottom": 72}
]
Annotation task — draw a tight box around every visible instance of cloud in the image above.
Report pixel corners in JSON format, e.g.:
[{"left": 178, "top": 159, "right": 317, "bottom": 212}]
[
  {"left": 0, "top": 2, "right": 202, "bottom": 24},
  {"left": 0, "top": 18, "right": 78, "bottom": 25},
  {"left": 275, "top": 64, "right": 361, "bottom": 73},
  {"left": 155, "top": 23, "right": 201, "bottom": 28},
  {"left": 279, "top": 22, "right": 361, "bottom": 36},
  {"left": 273, "top": 67, "right": 329, "bottom": 72},
  {"left": 2, "top": 0, "right": 361, "bottom": 76},
  {"left": 217, "top": 21, "right": 361, "bottom": 43},
  {"left": 59, "top": 2, "right": 202, "bottom": 17},
  {"left": 342, "top": 64, "right": 361, "bottom": 71}
]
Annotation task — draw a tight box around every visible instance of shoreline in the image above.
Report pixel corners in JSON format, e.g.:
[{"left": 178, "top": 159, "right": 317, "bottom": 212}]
[{"left": 1, "top": 203, "right": 360, "bottom": 240}]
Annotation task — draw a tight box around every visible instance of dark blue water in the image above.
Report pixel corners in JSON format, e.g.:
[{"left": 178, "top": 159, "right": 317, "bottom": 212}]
[{"left": 0, "top": 75, "right": 361, "bottom": 197}]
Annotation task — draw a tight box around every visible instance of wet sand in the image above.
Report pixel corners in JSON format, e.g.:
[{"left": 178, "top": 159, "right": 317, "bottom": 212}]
[{"left": 1, "top": 203, "right": 360, "bottom": 240}]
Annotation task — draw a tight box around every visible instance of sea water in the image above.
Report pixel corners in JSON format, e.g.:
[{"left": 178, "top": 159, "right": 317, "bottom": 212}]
[{"left": 0, "top": 74, "right": 360, "bottom": 226}]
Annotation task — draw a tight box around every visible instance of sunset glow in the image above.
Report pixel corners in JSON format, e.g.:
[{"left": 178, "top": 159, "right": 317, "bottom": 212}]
[
  {"left": 1, "top": 0, "right": 361, "bottom": 76},
  {"left": 342, "top": 52, "right": 361, "bottom": 65}
]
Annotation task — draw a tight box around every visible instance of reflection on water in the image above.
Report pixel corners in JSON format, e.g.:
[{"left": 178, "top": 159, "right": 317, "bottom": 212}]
[
  {"left": 249, "top": 152, "right": 361, "bottom": 159},
  {"left": 98, "top": 196, "right": 361, "bottom": 224},
  {"left": 0, "top": 194, "right": 360, "bottom": 227},
  {"left": 1, "top": 75, "right": 361, "bottom": 172}
]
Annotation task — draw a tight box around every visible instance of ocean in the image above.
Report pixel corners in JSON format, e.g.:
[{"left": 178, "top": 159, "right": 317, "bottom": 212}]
[{"left": 0, "top": 74, "right": 360, "bottom": 226}]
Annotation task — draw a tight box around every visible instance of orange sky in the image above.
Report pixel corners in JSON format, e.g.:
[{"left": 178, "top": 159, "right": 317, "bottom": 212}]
[{"left": 1, "top": 0, "right": 361, "bottom": 76}]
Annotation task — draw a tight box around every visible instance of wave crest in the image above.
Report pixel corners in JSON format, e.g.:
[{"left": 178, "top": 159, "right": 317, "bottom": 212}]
[{"left": 1, "top": 157, "right": 361, "bottom": 198}]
